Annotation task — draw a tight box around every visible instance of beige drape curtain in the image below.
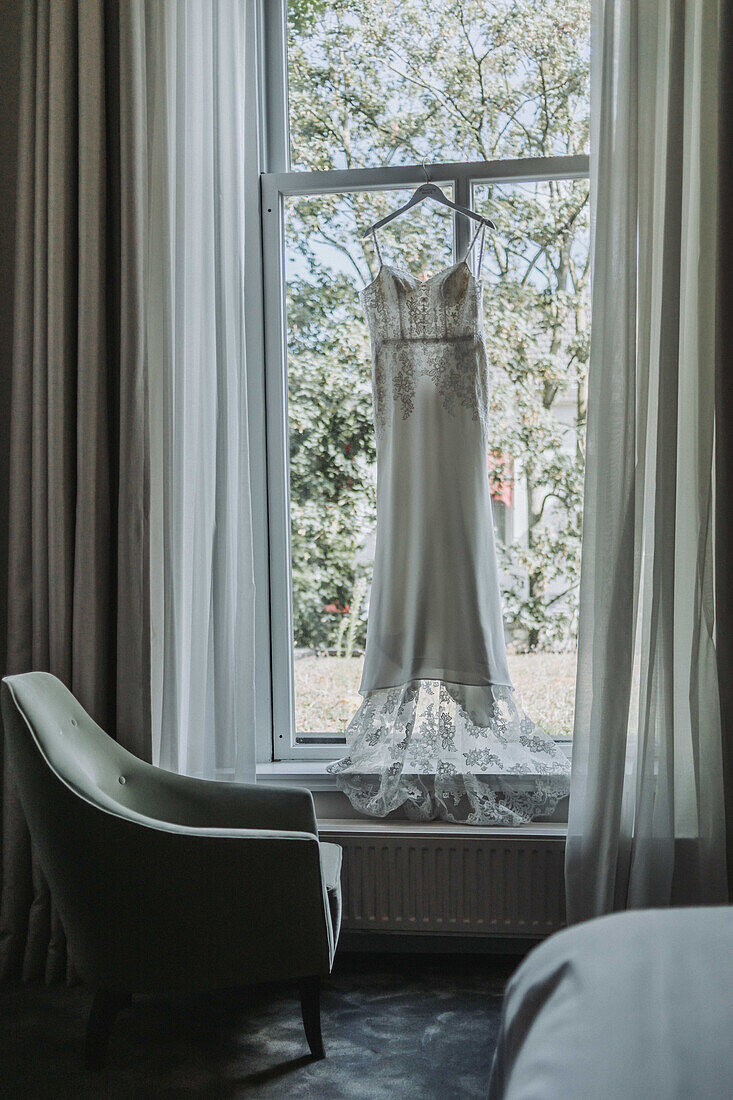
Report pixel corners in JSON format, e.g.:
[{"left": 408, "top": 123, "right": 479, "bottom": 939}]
[
  {"left": 717, "top": 1, "right": 733, "bottom": 902},
  {"left": 0, "top": 0, "right": 151, "bottom": 981},
  {"left": 566, "top": 0, "right": 728, "bottom": 921}
]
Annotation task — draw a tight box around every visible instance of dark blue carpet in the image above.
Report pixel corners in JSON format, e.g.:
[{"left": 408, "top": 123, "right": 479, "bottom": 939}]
[{"left": 0, "top": 952, "right": 519, "bottom": 1098}]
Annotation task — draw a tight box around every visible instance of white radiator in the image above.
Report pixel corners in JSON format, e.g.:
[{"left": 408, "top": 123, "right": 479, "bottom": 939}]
[{"left": 320, "top": 823, "right": 566, "bottom": 938}]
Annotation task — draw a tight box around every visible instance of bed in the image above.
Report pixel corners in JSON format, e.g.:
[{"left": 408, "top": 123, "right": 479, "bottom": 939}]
[{"left": 488, "top": 907, "right": 733, "bottom": 1099}]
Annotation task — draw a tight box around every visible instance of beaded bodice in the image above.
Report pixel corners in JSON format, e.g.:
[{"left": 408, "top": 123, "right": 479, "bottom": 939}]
[{"left": 360, "top": 227, "right": 489, "bottom": 442}]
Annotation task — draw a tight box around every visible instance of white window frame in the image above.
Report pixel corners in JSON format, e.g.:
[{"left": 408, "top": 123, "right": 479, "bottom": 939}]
[{"left": 249, "top": 1, "right": 589, "bottom": 763}]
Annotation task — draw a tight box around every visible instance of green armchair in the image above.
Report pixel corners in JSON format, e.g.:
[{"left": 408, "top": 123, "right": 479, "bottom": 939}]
[{"left": 1, "top": 672, "right": 342, "bottom": 1068}]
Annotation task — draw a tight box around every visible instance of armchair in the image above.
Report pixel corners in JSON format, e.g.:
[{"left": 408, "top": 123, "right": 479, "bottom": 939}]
[{"left": 1, "top": 672, "right": 342, "bottom": 1068}]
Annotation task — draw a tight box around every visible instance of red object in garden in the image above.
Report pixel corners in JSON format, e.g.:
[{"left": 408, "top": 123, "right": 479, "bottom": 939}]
[
  {"left": 324, "top": 602, "right": 350, "bottom": 614},
  {"left": 489, "top": 451, "right": 514, "bottom": 506}
]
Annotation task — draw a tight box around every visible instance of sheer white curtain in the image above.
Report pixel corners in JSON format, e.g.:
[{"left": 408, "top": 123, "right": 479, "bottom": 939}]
[
  {"left": 566, "top": 0, "right": 727, "bottom": 921},
  {"left": 147, "top": 0, "right": 256, "bottom": 782}
]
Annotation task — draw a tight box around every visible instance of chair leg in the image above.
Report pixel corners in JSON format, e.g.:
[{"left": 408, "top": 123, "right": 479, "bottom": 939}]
[
  {"left": 85, "top": 987, "right": 131, "bottom": 1070},
  {"left": 299, "top": 976, "right": 325, "bottom": 1059}
]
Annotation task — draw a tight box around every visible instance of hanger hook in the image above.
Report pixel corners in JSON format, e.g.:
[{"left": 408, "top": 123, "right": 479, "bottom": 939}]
[{"left": 421, "top": 157, "right": 430, "bottom": 184}]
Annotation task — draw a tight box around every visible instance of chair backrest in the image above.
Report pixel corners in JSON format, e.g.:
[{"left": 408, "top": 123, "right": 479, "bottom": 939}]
[
  {"left": 1, "top": 671, "right": 252, "bottom": 827},
  {"left": 1, "top": 674, "right": 143, "bottom": 980},
  {"left": 2, "top": 672, "right": 150, "bottom": 817}
]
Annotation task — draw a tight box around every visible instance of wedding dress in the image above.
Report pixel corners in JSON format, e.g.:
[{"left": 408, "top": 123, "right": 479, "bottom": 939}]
[{"left": 327, "top": 224, "right": 570, "bottom": 824}]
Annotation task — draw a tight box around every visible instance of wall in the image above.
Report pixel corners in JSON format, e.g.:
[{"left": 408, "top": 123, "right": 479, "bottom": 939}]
[{"left": 0, "top": 3, "right": 23, "bottom": 680}]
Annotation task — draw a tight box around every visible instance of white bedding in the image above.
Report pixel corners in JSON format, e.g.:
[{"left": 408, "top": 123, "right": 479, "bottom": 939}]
[{"left": 488, "top": 907, "right": 733, "bottom": 1100}]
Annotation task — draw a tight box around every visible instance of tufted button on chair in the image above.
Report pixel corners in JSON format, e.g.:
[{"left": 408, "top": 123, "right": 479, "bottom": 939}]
[{"left": 1, "top": 672, "right": 342, "bottom": 1069}]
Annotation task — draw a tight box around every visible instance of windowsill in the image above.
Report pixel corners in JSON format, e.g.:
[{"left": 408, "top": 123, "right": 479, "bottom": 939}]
[
  {"left": 317, "top": 817, "right": 567, "bottom": 838},
  {"left": 256, "top": 760, "right": 570, "bottom": 831}
]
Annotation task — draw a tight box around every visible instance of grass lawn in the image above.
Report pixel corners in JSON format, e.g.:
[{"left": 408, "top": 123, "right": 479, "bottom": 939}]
[{"left": 294, "top": 651, "right": 577, "bottom": 739}]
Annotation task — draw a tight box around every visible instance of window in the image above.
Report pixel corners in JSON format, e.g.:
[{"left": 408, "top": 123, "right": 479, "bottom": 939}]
[{"left": 256, "top": 1, "right": 590, "bottom": 762}]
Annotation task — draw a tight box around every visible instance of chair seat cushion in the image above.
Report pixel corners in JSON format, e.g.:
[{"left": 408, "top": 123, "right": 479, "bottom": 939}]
[{"left": 319, "top": 841, "right": 343, "bottom": 946}]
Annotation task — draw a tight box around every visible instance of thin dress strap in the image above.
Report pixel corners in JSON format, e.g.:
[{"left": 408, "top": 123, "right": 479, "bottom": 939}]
[
  {"left": 371, "top": 227, "right": 383, "bottom": 269},
  {"left": 465, "top": 219, "right": 487, "bottom": 278}
]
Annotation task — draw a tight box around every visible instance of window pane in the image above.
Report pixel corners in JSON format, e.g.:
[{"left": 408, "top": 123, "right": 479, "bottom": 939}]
[
  {"left": 473, "top": 177, "right": 591, "bottom": 737},
  {"left": 285, "top": 190, "right": 454, "bottom": 734},
  {"left": 287, "top": 0, "right": 590, "bottom": 171}
]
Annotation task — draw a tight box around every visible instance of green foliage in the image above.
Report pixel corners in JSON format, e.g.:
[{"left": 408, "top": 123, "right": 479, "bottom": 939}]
[
  {"left": 288, "top": 0, "right": 589, "bottom": 170},
  {"left": 288, "top": 271, "right": 375, "bottom": 648},
  {"left": 286, "top": 0, "right": 590, "bottom": 652}
]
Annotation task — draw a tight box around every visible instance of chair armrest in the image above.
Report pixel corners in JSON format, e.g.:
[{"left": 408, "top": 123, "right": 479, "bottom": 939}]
[{"left": 70, "top": 818, "right": 334, "bottom": 992}]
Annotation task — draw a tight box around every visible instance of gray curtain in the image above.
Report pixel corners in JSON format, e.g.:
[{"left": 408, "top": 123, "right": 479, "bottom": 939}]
[
  {"left": 0, "top": 0, "right": 151, "bottom": 981},
  {"left": 566, "top": 0, "right": 728, "bottom": 922}
]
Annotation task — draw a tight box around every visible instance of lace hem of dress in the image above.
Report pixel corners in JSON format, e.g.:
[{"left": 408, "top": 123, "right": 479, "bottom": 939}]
[{"left": 326, "top": 679, "right": 571, "bottom": 826}]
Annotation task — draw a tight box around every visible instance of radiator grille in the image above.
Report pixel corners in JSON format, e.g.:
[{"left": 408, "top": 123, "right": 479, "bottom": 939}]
[{"left": 322, "top": 829, "right": 566, "bottom": 937}]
